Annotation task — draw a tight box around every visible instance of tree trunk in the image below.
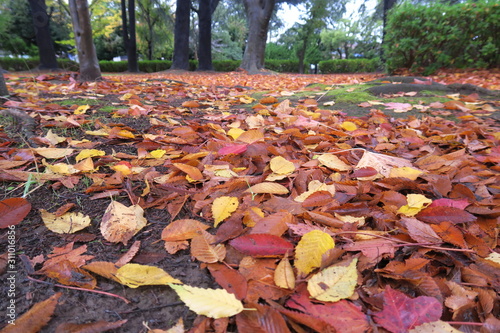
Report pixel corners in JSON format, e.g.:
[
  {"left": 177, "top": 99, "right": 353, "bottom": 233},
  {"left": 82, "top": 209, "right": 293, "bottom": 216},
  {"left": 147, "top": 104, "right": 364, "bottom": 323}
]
[
  {"left": 240, "top": 0, "right": 275, "bottom": 74},
  {"left": 69, "top": 0, "right": 101, "bottom": 81},
  {"left": 121, "top": 0, "right": 129, "bottom": 55},
  {"left": 28, "top": 0, "right": 59, "bottom": 70},
  {"left": 127, "top": 0, "right": 139, "bottom": 72},
  {"left": 382, "top": 0, "right": 397, "bottom": 60},
  {"left": 197, "top": 0, "right": 213, "bottom": 71},
  {"left": 0, "top": 66, "right": 8, "bottom": 96},
  {"left": 171, "top": 0, "right": 190, "bottom": 70}
]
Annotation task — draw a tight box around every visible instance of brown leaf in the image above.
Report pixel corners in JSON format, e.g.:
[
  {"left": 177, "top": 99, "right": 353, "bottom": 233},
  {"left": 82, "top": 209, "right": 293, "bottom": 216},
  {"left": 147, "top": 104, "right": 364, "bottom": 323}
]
[
  {"left": 207, "top": 263, "right": 248, "bottom": 300},
  {"left": 0, "top": 197, "right": 32, "bottom": 228},
  {"left": 3, "top": 293, "right": 61, "bottom": 332},
  {"left": 416, "top": 206, "right": 477, "bottom": 224}
]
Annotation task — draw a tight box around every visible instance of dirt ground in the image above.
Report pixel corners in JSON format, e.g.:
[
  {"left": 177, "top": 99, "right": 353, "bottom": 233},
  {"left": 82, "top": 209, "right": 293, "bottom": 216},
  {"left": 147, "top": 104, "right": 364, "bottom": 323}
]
[{"left": 0, "top": 70, "right": 499, "bottom": 332}]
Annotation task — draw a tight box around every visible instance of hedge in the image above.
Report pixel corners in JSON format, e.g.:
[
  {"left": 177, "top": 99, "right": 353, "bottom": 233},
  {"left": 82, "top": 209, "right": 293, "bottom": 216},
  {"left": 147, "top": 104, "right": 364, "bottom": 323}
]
[
  {"left": 318, "top": 59, "right": 381, "bottom": 73},
  {"left": 384, "top": 0, "right": 500, "bottom": 74}
]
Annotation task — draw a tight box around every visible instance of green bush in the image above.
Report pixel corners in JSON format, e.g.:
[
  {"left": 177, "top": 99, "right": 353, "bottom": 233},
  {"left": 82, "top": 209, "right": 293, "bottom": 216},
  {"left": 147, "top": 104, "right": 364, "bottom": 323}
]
[
  {"left": 265, "top": 60, "right": 303, "bottom": 73},
  {"left": 213, "top": 60, "right": 240, "bottom": 72},
  {"left": 0, "top": 57, "right": 78, "bottom": 71},
  {"left": 318, "top": 59, "right": 381, "bottom": 73},
  {"left": 384, "top": 0, "right": 500, "bottom": 74}
]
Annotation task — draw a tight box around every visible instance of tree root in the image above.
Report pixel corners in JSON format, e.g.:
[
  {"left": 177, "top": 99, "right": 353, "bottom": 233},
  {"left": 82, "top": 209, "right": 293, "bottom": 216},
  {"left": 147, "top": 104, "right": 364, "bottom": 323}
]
[{"left": 0, "top": 108, "right": 38, "bottom": 147}]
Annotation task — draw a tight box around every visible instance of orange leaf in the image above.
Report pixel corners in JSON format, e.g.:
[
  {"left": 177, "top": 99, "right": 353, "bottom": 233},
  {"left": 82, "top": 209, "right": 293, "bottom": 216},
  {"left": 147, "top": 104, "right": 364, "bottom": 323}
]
[
  {"left": 161, "top": 219, "right": 210, "bottom": 241},
  {"left": 260, "top": 96, "right": 278, "bottom": 104},
  {"left": 191, "top": 230, "right": 226, "bottom": 263},
  {"left": 182, "top": 100, "right": 201, "bottom": 108},
  {"left": 173, "top": 162, "right": 204, "bottom": 181}
]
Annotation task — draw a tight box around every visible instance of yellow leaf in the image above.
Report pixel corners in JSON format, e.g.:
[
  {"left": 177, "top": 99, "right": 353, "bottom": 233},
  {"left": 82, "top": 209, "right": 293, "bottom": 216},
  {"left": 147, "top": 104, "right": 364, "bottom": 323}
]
[
  {"left": 212, "top": 196, "right": 239, "bottom": 227},
  {"left": 356, "top": 151, "right": 413, "bottom": 178},
  {"left": 120, "top": 93, "right": 134, "bottom": 100},
  {"left": 169, "top": 284, "right": 244, "bottom": 319},
  {"left": 294, "top": 180, "right": 335, "bottom": 202},
  {"left": 44, "top": 129, "right": 67, "bottom": 145},
  {"left": 341, "top": 121, "right": 357, "bottom": 131},
  {"left": 408, "top": 321, "right": 463, "bottom": 333},
  {"left": 191, "top": 230, "right": 226, "bottom": 263},
  {"left": 295, "top": 230, "right": 335, "bottom": 275},
  {"left": 275, "top": 258, "right": 295, "bottom": 289},
  {"left": 485, "top": 252, "right": 500, "bottom": 265},
  {"left": 239, "top": 95, "right": 255, "bottom": 104},
  {"left": 73, "top": 157, "right": 96, "bottom": 172},
  {"left": 75, "top": 149, "right": 106, "bottom": 162},
  {"left": 40, "top": 210, "right": 91, "bottom": 234},
  {"left": 307, "top": 258, "right": 358, "bottom": 302},
  {"left": 42, "top": 159, "right": 79, "bottom": 175},
  {"left": 270, "top": 156, "right": 295, "bottom": 175},
  {"left": 74, "top": 104, "right": 90, "bottom": 115},
  {"left": 227, "top": 128, "right": 245, "bottom": 140},
  {"left": 111, "top": 164, "right": 132, "bottom": 175},
  {"left": 33, "top": 148, "right": 74, "bottom": 159},
  {"left": 150, "top": 149, "right": 167, "bottom": 159},
  {"left": 398, "top": 194, "right": 432, "bottom": 217},
  {"left": 246, "top": 182, "right": 289, "bottom": 195},
  {"left": 389, "top": 166, "right": 423, "bottom": 180},
  {"left": 116, "top": 263, "right": 182, "bottom": 288},
  {"left": 334, "top": 213, "right": 366, "bottom": 226},
  {"left": 317, "top": 154, "right": 351, "bottom": 171},
  {"left": 100, "top": 201, "right": 147, "bottom": 245},
  {"left": 85, "top": 129, "right": 109, "bottom": 137},
  {"left": 115, "top": 129, "right": 135, "bottom": 139}
]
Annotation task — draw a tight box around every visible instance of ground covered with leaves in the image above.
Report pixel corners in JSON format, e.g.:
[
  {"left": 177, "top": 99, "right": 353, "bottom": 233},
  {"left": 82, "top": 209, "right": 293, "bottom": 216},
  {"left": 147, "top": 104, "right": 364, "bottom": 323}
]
[{"left": 0, "top": 69, "right": 499, "bottom": 333}]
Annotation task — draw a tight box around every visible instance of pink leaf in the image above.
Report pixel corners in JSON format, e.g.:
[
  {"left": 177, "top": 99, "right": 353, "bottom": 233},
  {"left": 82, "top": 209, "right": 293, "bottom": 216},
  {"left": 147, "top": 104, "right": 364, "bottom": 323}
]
[
  {"left": 416, "top": 206, "right": 476, "bottom": 224},
  {"left": 373, "top": 286, "right": 442, "bottom": 333},
  {"left": 218, "top": 144, "right": 247, "bottom": 155},
  {"left": 428, "top": 198, "right": 469, "bottom": 210}
]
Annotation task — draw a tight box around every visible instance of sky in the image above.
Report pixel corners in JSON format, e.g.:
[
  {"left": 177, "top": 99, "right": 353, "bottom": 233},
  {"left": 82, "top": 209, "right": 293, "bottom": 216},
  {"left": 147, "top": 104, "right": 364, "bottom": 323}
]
[{"left": 276, "top": 0, "right": 378, "bottom": 35}]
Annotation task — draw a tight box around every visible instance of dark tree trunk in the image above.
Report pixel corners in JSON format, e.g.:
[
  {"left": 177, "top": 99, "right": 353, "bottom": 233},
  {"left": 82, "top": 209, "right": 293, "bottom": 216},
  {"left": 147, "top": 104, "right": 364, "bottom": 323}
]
[
  {"left": 197, "top": 0, "right": 220, "bottom": 71},
  {"left": 382, "top": 0, "right": 397, "bottom": 60},
  {"left": 0, "top": 66, "right": 8, "bottom": 96},
  {"left": 171, "top": 0, "right": 190, "bottom": 70},
  {"left": 127, "top": 0, "right": 139, "bottom": 72},
  {"left": 68, "top": 0, "right": 101, "bottom": 81},
  {"left": 240, "top": 0, "right": 275, "bottom": 74},
  {"left": 28, "top": 0, "right": 59, "bottom": 70},
  {"left": 121, "top": 0, "right": 129, "bottom": 52}
]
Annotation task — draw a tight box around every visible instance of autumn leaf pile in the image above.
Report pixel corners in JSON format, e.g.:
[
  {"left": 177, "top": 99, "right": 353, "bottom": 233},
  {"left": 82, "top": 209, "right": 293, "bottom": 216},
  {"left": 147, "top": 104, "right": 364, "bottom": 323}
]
[{"left": 0, "top": 71, "right": 499, "bottom": 332}]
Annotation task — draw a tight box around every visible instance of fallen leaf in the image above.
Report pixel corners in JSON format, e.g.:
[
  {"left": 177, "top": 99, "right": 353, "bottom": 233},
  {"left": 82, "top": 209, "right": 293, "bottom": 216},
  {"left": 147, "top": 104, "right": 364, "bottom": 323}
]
[
  {"left": 116, "top": 263, "right": 182, "bottom": 288},
  {"left": 40, "top": 210, "right": 91, "bottom": 234},
  {"left": 295, "top": 230, "right": 335, "bottom": 275},
  {"left": 100, "top": 201, "right": 147, "bottom": 245},
  {"left": 229, "top": 234, "right": 294, "bottom": 256},
  {"left": 169, "top": 284, "right": 244, "bottom": 319},
  {"left": 212, "top": 196, "right": 239, "bottom": 227},
  {"left": 307, "top": 258, "right": 358, "bottom": 302},
  {"left": 0, "top": 197, "right": 32, "bottom": 228}
]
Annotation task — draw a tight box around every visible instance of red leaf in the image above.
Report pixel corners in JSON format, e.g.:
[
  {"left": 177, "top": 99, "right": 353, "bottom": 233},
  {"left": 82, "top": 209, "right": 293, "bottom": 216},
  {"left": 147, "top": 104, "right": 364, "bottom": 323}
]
[
  {"left": 351, "top": 167, "right": 378, "bottom": 178},
  {"left": 416, "top": 206, "right": 476, "bottom": 224},
  {"left": 218, "top": 144, "right": 247, "bottom": 156},
  {"left": 428, "top": 198, "right": 469, "bottom": 210},
  {"left": 0, "top": 197, "right": 32, "bottom": 228},
  {"left": 229, "top": 234, "right": 294, "bottom": 256},
  {"left": 373, "top": 286, "right": 442, "bottom": 333},
  {"left": 207, "top": 263, "right": 248, "bottom": 300}
]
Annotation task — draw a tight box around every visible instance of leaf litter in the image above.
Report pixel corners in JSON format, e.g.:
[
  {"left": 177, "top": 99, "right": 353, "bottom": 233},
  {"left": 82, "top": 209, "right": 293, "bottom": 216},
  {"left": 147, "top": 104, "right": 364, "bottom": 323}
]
[{"left": 0, "top": 70, "right": 499, "bottom": 332}]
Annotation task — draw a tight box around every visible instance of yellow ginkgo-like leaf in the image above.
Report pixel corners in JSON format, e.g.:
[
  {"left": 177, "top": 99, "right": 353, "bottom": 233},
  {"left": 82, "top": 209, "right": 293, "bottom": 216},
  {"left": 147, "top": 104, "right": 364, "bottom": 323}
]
[
  {"left": 317, "top": 154, "right": 351, "bottom": 171},
  {"left": 307, "top": 258, "right": 358, "bottom": 302},
  {"left": 398, "top": 194, "right": 432, "bottom": 217},
  {"left": 212, "top": 196, "right": 239, "bottom": 227},
  {"left": 270, "top": 156, "right": 295, "bottom": 175},
  {"left": 191, "top": 230, "right": 226, "bottom": 263},
  {"left": 341, "top": 121, "right": 357, "bottom": 131},
  {"left": 389, "top": 166, "right": 423, "bottom": 180},
  {"left": 246, "top": 182, "right": 289, "bottom": 195},
  {"left": 295, "top": 230, "right": 335, "bottom": 275},
  {"left": 169, "top": 284, "right": 244, "bottom": 319},
  {"left": 274, "top": 258, "right": 295, "bottom": 289},
  {"left": 116, "top": 263, "right": 182, "bottom": 288},
  {"left": 40, "top": 210, "right": 91, "bottom": 234}
]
